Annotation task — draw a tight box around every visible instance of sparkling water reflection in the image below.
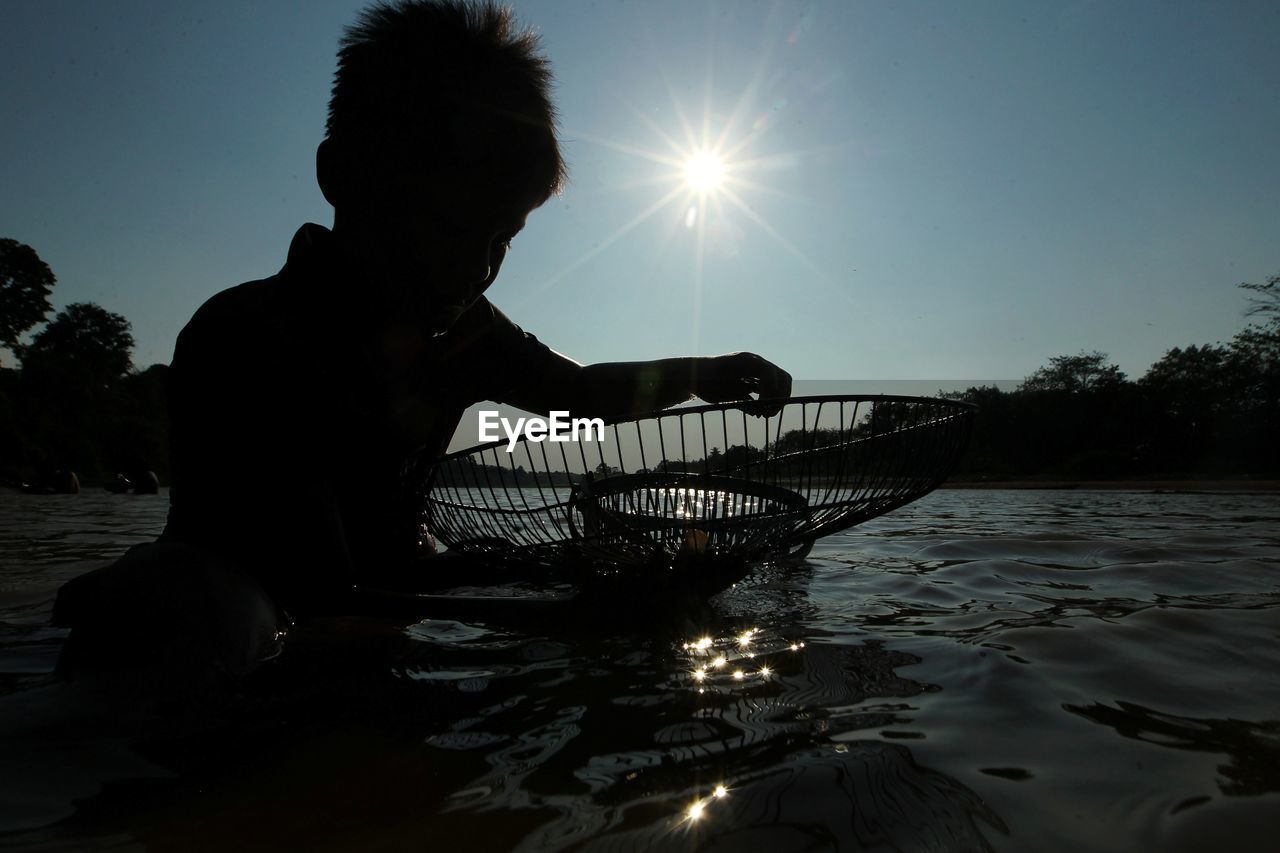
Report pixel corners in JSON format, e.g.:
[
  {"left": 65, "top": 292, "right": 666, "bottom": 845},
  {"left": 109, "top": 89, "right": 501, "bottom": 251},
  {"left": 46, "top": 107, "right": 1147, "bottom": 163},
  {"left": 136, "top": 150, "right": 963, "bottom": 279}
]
[{"left": 0, "top": 488, "right": 1278, "bottom": 851}]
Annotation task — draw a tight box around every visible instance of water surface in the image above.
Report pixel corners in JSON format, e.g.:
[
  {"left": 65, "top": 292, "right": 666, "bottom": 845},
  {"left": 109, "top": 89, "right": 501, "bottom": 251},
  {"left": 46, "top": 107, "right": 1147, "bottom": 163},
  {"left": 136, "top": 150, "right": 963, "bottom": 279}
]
[{"left": 0, "top": 488, "right": 1277, "bottom": 851}]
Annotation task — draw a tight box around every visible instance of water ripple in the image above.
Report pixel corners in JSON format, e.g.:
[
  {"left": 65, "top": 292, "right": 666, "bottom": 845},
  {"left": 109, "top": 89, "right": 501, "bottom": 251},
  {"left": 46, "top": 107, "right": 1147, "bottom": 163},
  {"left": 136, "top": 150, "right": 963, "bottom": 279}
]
[{"left": 1, "top": 488, "right": 1278, "bottom": 851}]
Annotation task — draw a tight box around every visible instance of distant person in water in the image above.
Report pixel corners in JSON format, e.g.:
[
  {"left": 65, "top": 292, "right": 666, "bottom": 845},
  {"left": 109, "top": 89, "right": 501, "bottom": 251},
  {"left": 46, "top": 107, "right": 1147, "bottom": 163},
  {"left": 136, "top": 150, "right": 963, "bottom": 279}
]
[
  {"left": 131, "top": 469, "right": 160, "bottom": 495},
  {"left": 23, "top": 465, "right": 79, "bottom": 495},
  {"left": 55, "top": 0, "right": 789, "bottom": 677},
  {"left": 104, "top": 469, "right": 160, "bottom": 494}
]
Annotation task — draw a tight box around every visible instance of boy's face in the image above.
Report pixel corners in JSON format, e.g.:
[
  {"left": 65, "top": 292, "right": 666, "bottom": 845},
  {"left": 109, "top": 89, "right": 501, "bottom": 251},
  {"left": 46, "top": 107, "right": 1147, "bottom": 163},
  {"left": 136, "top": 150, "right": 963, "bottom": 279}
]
[{"left": 338, "top": 160, "right": 547, "bottom": 335}]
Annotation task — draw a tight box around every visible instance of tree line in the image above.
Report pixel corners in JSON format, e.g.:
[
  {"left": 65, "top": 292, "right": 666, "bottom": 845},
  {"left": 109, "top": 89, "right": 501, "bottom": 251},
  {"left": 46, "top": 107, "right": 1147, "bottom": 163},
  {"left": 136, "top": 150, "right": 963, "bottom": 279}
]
[
  {"left": 2, "top": 236, "right": 1277, "bottom": 488},
  {"left": 945, "top": 274, "right": 1279, "bottom": 482},
  {"left": 1, "top": 239, "right": 167, "bottom": 488}
]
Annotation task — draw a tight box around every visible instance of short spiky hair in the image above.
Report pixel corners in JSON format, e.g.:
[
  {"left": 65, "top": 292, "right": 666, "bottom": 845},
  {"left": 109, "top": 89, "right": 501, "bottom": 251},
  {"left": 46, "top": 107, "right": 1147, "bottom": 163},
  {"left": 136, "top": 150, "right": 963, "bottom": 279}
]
[{"left": 327, "top": 0, "right": 566, "bottom": 198}]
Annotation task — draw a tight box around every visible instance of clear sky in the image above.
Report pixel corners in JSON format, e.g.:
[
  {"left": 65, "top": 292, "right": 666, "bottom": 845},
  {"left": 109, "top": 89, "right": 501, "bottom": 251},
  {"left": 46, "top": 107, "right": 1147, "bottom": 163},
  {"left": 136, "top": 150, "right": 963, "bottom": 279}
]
[{"left": 3, "top": 0, "right": 1277, "bottom": 381}]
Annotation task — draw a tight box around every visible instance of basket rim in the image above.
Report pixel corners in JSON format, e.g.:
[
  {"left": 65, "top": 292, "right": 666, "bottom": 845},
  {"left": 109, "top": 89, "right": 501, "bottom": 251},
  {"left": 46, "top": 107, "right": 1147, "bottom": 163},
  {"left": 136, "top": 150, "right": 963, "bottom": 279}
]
[
  {"left": 432, "top": 393, "right": 977, "bottom": 463},
  {"left": 571, "top": 470, "right": 812, "bottom": 508}
]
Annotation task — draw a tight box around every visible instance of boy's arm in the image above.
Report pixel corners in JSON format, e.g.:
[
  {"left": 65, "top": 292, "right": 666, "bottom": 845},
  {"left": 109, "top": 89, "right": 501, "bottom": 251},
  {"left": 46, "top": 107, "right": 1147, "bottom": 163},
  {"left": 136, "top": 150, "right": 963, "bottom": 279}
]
[{"left": 513, "top": 350, "right": 792, "bottom": 419}]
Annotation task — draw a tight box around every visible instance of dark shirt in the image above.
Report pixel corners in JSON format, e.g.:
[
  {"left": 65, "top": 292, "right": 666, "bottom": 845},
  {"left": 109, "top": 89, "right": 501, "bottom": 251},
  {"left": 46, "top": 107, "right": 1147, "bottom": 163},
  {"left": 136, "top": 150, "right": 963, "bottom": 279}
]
[{"left": 163, "top": 224, "right": 555, "bottom": 612}]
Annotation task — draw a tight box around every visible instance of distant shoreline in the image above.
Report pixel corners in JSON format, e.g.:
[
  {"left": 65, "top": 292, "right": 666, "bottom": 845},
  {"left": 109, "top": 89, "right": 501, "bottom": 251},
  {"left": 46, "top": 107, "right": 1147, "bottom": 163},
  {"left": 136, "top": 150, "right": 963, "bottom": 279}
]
[{"left": 942, "top": 479, "right": 1280, "bottom": 492}]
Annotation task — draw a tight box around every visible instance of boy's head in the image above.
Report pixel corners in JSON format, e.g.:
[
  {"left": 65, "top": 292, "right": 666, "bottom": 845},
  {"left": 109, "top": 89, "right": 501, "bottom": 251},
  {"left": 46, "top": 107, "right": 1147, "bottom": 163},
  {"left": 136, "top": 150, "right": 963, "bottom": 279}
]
[
  {"left": 318, "top": 0, "right": 567, "bottom": 330},
  {"left": 325, "top": 0, "right": 565, "bottom": 197}
]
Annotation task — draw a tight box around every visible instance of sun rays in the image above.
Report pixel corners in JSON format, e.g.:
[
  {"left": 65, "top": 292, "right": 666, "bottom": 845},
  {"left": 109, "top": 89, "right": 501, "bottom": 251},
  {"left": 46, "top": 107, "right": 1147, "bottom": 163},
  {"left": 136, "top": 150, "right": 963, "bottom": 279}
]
[
  {"left": 509, "top": 23, "right": 837, "bottom": 355},
  {"left": 586, "top": 90, "right": 813, "bottom": 351}
]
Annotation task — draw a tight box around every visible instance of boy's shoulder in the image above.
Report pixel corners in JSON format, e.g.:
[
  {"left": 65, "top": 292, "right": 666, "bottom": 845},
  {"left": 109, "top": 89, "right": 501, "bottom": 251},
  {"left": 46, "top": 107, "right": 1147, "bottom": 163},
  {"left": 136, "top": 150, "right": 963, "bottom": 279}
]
[
  {"left": 179, "top": 224, "right": 332, "bottom": 347},
  {"left": 176, "top": 275, "right": 284, "bottom": 355},
  {"left": 190, "top": 276, "right": 280, "bottom": 328}
]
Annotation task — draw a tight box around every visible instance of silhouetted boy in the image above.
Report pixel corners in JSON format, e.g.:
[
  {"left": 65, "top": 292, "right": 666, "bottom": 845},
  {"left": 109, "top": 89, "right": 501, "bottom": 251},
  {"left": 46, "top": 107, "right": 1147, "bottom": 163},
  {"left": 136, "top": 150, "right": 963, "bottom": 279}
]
[{"left": 55, "top": 1, "right": 789, "bottom": 682}]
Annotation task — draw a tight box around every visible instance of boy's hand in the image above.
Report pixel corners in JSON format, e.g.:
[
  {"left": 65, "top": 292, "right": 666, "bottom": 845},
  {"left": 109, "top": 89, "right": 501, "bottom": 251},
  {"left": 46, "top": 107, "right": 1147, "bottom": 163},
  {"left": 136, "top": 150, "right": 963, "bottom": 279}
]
[
  {"left": 692, "top": 352, "right": 792, "bottom": 416},
  {"left": 530, "top": 353, "right": 792, "bottom": 419}
]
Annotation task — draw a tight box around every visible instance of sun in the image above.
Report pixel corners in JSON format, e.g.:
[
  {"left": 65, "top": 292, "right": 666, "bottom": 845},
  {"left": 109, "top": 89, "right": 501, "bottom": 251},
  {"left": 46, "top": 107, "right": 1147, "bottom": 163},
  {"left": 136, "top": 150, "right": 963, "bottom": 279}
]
[
  {"left": 520, "top": 61, "right": 827, "bottom": 331},
  {"left": 683, "top": 149, "right": 727, "bottom": 194}
]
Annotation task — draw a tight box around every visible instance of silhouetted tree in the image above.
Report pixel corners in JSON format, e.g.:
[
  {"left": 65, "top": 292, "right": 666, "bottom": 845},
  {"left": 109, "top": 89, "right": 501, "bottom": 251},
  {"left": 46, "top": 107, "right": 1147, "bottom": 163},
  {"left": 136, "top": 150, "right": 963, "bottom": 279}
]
[
  {"left": 1229, "top": 323, "right": 1280, "bottom": 377},
  {"left": 11, "top": 304, "right": 137, "bottom": 481},
  {"left": 1240, "top": 273, "right": 1280, "bottom": 327},
  {"left": 1141, "top": 344, "right": 1230, "bottom": 413},
  {"left": 0, "top": 238, "right": 55, "bottom": 361},
  {"left": 1019, "top": 351, "right": 1126, "bottom": 394},
  {"left": 705, "top": 445, "right": 723, "bottom": 471},
  {"left": 18, "top": 302, "right": 134, "bottom": 387},
  {"left": 0, "top": 367, "right": 22, "bottom": 481},
  {"left": 721, "top": 444, "right": 762, "bottom": 470},
  {"left": 1138, "top": 344, "right": 1232, "bottom": 472},
  {"left": 1224, "top": 309, "right": 1280, "bottom": 474},
  {"left": 941, "top": 386, "right": 1018, "bottom": 478},
  {"left": 102, "top": 363, "right": 172, "bottom": 484}
]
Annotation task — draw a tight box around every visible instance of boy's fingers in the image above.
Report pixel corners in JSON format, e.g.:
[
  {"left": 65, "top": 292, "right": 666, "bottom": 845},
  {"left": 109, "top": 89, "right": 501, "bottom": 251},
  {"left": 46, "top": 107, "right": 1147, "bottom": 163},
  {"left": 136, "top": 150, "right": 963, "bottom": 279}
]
[
  {"left": 743, "top": 353, "right": 791, "bottom": 396},
  {"left": 760, "top": 362, "right": 792, "bottom": 401},
  {"left": 694, "top": 353, "right": 791, "bottom": 414},
  {"left": 729, "top": 353, "right": 791, "bottom": 416}
]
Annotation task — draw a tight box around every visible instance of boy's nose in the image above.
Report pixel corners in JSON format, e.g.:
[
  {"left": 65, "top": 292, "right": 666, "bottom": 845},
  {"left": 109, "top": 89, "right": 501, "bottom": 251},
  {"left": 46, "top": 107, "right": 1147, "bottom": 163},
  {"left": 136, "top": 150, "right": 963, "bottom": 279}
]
[{"left": 454, "top": 243, "right": 492, "bottom": 287}]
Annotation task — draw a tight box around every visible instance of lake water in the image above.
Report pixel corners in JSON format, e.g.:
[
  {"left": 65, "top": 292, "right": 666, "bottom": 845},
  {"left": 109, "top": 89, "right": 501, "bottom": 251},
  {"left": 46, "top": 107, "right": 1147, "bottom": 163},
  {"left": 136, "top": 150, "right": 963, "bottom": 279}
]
[{"left": 0, "top": 488, "right": 1277, "bottom": 851}]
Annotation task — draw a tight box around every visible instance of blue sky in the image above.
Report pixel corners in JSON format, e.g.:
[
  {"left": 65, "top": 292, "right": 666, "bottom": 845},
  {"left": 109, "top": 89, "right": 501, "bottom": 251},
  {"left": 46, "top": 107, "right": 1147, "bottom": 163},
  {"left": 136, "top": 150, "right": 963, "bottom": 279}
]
[{"left": 3, "top": 0, "right": 1277, "bottom": 381}]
